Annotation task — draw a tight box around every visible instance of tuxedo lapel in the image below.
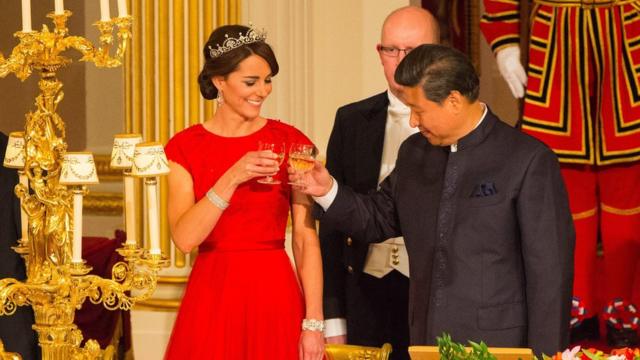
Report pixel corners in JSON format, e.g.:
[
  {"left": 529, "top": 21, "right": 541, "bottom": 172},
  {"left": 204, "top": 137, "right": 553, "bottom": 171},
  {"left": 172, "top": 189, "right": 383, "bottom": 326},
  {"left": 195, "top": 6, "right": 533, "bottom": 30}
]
[{"left": 353, "top": 92, "right": 388, "bottom": 191}]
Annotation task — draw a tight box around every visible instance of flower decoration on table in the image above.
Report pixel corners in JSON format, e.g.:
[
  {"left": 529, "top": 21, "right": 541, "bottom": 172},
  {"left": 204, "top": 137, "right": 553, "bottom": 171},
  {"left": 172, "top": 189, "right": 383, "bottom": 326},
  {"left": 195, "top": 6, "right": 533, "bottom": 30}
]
[
  {"left": 572, "top": 296, "right": 589, "bottom": 328},
  {"left": 436, "top": 333, "right": 640, "bottom": 360},
  {"left": 549, "top": 345, "right": 640, "bottom": 360}
]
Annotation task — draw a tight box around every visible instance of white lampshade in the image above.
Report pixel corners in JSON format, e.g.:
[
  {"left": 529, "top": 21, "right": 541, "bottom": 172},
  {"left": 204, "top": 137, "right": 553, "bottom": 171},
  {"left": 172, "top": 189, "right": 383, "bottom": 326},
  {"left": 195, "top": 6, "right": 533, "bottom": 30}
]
[
  {"left": 59, "top": 152, "right": 100, "bottom": 185},
  {"left": 131, "top": 142, "right": 170, "bottom": 177},
  {"left": 110, "top": 133, "right": 143, "bottom": 169},
  {"left": 3, "top": 131, "right": 26, "bottom": 169}
]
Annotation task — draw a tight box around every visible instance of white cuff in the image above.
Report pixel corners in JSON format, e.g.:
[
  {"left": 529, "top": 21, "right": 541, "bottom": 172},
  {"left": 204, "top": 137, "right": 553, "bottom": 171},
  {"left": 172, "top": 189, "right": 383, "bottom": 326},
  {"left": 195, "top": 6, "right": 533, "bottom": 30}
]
[
  {"left": 313, "top": 177, "right": 338, "bottom": 211},
  {"left": 323, "top": 318, "right": 347, "bottom": 338}
]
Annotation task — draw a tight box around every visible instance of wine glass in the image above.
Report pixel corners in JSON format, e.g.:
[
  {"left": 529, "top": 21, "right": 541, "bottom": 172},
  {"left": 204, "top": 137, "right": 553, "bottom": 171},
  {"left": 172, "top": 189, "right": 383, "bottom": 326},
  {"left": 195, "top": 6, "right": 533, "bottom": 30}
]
[
  {"left": 257, "top": 141, "right": 285, "bottom": 185},
  {"left": 288, "top": 143, "right": 316, "bottom": 186}
]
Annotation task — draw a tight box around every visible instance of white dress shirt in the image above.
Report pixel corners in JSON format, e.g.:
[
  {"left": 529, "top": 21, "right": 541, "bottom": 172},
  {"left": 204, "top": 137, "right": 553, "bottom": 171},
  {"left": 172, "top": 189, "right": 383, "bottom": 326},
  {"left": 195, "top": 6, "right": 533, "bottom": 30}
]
[{"left": 362, "top": 92, "right": 415, "bottom": 279}]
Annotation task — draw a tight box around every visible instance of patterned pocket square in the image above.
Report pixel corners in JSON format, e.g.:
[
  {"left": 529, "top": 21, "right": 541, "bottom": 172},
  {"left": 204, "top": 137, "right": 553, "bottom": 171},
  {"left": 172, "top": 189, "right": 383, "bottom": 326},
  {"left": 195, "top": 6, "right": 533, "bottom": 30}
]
[{"left": 471, "top": 182, "right": 498, "bottom": 198}]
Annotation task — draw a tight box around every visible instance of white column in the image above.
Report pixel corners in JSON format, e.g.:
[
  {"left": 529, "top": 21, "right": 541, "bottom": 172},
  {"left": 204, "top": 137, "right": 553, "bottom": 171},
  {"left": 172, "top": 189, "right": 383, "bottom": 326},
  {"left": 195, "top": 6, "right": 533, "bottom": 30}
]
[
  {"left": 123, "top": 174, "right": 137, "bottom": 246},
  {"left": 21, "top": 0, "right": 32, "bottom": 32},
  {"left": 100, "top": 0, "right": 111, "bottom": 21},
  {"left": 117, "top": 0, "right": 128, "bottom": 17},
  {"left": 72, "top": 190, "right": 84, "bottom": 263},
  {"left": 55, "top": 0, "right": 64, "bottom": 14},
  {"left": 18, "top": 172, "right": 29, "bottom": 242},
  {"left": 146, "top": 178, "right": 161, "bottom": 255}
]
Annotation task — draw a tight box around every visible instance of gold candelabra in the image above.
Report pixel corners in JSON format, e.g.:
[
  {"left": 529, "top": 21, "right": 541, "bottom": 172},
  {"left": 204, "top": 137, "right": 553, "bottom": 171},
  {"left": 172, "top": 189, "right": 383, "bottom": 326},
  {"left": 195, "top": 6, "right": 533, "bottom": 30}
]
[{"left": 0, "top": 9, "right": 168, "bottom": 360}]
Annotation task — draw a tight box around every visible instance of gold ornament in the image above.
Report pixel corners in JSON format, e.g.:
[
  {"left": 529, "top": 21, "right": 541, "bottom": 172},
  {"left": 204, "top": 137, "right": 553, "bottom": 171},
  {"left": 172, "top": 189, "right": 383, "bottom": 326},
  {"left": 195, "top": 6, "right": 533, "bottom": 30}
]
[{"left": 0, "top": 9, "right": 168, "bottom": 360}]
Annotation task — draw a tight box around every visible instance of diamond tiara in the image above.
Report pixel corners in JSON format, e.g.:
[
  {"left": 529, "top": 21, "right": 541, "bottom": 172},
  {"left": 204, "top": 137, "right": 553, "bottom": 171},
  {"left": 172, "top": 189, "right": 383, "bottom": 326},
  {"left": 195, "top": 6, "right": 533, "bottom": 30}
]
[{"left": 208, "top": 27, "right": 267, "bottom": 59}]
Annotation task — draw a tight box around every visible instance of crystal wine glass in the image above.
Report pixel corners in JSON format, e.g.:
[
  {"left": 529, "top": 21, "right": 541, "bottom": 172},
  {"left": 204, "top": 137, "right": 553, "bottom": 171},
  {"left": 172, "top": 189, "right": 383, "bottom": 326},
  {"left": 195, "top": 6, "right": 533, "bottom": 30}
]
[
  {"left": 257, "top": 141, "right": 285, "bottom": 185},
  {"left": 288, "top": 143, "right": 315, "bottom": 186}
]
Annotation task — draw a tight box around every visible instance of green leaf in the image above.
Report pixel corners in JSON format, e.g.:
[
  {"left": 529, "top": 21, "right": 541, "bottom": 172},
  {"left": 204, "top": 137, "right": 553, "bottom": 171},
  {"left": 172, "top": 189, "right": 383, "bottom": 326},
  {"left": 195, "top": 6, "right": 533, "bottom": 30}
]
[{"left": 581, "top": 349, "right": 602, "bottom": 360}]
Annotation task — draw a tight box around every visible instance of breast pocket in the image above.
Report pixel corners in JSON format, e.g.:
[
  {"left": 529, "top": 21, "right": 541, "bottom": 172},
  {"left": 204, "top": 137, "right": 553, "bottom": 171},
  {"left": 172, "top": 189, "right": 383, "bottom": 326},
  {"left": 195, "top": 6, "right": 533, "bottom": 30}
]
[{"left": 467, "top": 193, "right": 505, "bottom": 208}]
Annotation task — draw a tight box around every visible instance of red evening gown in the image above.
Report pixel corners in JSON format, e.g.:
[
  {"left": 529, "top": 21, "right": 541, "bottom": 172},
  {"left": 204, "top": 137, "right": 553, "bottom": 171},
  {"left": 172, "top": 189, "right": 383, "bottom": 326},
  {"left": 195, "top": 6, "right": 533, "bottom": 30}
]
[{"left": 163, "top": 119, "right": 313, "bottom": 359}]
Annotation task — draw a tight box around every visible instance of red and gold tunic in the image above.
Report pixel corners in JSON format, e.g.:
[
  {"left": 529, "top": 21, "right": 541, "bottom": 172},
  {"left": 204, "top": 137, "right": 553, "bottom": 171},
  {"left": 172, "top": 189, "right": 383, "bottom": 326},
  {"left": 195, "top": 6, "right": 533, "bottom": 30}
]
[{"left": 481, "top": 0, "right": 640, "bottom": 165}]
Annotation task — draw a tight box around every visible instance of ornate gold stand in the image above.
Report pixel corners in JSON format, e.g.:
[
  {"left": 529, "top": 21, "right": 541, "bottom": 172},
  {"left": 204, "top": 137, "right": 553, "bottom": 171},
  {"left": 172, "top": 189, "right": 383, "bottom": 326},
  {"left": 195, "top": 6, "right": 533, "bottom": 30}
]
[{"left": 0, "top": 11, "right": 168, "bottom": 360}]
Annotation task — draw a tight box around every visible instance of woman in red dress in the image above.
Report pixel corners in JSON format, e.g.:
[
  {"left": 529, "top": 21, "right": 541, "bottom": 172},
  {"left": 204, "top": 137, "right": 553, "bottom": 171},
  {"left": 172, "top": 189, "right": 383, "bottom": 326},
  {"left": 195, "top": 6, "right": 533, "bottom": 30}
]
[{"left": 163, "top": 25, "right": 325, "bottom": 360}]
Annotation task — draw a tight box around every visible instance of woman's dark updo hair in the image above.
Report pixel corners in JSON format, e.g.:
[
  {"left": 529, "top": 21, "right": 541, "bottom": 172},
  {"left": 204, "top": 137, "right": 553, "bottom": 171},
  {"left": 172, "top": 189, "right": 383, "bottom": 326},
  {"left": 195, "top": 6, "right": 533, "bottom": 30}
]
[{"left": 198, "top": 25, "right": 279, "bottom": 100}]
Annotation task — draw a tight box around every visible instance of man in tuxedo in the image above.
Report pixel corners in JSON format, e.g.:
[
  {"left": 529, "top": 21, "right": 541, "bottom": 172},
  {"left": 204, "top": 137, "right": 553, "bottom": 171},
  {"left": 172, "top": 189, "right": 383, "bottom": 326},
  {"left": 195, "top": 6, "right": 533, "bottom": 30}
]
[
  {"left": 321, "top": 6, "right": 439, "bottom": 359},
  {"left": 295, "top": 44, "right": 574, "bottom": 356},
  {"left": 0, "top": 131, "right": 39, "bottom": 359}
]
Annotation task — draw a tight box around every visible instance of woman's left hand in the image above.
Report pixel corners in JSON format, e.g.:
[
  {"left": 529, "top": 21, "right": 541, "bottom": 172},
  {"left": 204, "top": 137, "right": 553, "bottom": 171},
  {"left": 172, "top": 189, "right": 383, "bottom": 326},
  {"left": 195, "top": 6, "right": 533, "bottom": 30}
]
[{"left": 299, "top": 330, "right": 325, "bottom": 360}]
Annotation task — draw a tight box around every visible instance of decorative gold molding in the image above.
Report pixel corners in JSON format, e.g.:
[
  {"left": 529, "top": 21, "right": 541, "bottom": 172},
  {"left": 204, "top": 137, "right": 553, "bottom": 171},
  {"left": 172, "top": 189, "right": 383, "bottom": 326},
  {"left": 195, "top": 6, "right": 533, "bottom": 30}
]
[
  {"left": 132, "top": 277, "right": 188, "bottom": 311},
  {"left": 134, "top": 298, "right": 181, "bottom": 311},
  {"left": 158, "top": 276, "right": 189, "bottom": 284},
  {"left": 84, "top": 191, "right": 124, "bottom": 216}
]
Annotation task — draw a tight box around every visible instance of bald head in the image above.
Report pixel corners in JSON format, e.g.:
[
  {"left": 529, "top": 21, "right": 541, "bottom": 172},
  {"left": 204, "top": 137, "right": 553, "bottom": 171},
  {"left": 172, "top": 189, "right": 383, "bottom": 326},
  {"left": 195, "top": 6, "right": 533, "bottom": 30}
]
[
  {"left": 381, "top": 6, "right": 439, "bottom": 44},
  {"left": 378, "top": 6, "right": 439, "bottom": 97}
]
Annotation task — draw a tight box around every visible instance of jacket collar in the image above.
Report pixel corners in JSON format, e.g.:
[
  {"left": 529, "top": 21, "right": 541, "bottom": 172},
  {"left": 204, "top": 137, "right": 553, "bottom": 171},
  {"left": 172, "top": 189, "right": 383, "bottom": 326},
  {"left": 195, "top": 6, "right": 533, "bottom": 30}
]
[{"left": 454, "top": 104, "right": 497, "bottom": 152}]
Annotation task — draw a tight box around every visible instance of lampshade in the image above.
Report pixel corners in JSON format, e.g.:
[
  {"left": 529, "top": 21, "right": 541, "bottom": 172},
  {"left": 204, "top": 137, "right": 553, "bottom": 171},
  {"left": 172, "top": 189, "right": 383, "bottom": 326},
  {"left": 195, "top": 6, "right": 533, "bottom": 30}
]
[
  {"left": 3, "top": 131, "right": 26, "bottom": 169},
  {"left": 131, "top": 142, "right": 170, "bottom": 177},
  {"left": 110, "top": 133, "right": 143, "bottom": 169},
  {"left": 59, "top": 152, "right": 100, "bottom": 185}
]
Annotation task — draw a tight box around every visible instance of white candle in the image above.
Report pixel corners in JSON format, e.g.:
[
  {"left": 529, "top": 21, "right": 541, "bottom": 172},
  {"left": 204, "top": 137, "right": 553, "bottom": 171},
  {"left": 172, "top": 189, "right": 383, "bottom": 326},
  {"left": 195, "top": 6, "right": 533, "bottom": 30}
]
[
  {"left": 54, "top": 0, "right": 64, "bottom": 14},
  {"left": 18, "top": 173, "right": 29, "bottom": 243},
  {"left": 117, "top": 0, "right": 127, "bottom": 17},
  {"left": 123, "top": 174, "right": 137, "bottom": 246},
  {"left": 146, "top": 179, "right": 161, "bottom": 255},
  {"left": 21, "top": 0, "right": 32, "bottom": 32},
  {"left": 72, "top": 190, "right": 84, "bottom": 263},
  {"left": 100, "top": 0, "right": 111, "bottom": 21}
]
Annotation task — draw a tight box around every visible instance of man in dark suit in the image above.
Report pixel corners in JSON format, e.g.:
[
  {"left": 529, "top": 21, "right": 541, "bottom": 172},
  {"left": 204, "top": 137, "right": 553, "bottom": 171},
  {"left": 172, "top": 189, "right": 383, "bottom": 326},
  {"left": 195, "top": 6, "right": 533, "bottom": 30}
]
[
  {"left": 0, "top": 131, "right": 39, "bottom": 359},
  {"left": 321, "top": 6, "right": 439, "bottom": 360},
  {"left": 294, "top": 44, "right": 574, "bottom": 356}
]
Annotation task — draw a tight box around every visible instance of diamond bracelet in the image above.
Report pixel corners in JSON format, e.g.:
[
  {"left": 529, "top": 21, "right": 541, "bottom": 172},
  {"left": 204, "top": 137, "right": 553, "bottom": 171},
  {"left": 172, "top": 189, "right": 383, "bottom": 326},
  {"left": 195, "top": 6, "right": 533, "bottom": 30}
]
[
  {"left": 206, "top": 188, "right": 229, "bottom": 210},
  {"left": 301, "top": 319, "right": 325, "bottom": 332}
]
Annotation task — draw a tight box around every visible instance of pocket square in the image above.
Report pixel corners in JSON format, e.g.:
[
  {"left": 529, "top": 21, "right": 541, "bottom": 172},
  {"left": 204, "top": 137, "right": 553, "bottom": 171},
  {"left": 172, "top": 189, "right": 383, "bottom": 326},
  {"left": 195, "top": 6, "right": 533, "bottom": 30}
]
[{"left": 471, "top": 182, "right": 498, "bottom": 198}]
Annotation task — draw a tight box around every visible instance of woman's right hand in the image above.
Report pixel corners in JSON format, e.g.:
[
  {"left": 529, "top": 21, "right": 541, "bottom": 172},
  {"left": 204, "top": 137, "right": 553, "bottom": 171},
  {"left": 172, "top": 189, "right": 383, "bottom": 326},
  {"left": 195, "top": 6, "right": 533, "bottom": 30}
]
[{"left": 225, "top": 150, "right": 280, "bottom": 186}]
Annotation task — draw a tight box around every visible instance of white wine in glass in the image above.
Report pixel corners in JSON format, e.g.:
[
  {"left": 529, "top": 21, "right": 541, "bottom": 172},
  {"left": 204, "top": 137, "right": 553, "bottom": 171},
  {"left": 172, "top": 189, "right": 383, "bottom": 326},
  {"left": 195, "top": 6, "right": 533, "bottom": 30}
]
[
  {"left": 257, "top": 141, "right": 285, "bottom": 185},
  {"left": 288, "top": 143, "right": 315, "bottom": 185}
]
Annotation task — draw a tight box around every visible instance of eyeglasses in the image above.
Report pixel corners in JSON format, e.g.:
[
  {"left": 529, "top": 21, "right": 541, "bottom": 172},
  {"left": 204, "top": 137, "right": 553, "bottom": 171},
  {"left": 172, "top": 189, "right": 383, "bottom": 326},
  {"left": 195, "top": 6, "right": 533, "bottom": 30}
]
[{"left": 377, "top": 45, "right": 413, "bottom": 58}]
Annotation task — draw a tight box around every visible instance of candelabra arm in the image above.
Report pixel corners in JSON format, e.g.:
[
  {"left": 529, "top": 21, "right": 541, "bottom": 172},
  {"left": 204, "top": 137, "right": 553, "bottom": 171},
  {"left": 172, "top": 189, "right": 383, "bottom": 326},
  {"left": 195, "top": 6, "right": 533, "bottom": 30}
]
[
  {"left": 0, "top": 33, "right": 37, "bottom": 81},
  {"left": 63, "top": 17, "right": 131, "bottom": 69},
  {"left": 72, "top": 256, "right": 165, "bottom": 312},
  {"left": 62, "top": 35, "right": 99, "bottom": 64},
  {"left": 0, "top": 277, "right": 63, "bottom": 316},
  {"left": 114, "top": 16, "right": 132, "bottom": 60}
]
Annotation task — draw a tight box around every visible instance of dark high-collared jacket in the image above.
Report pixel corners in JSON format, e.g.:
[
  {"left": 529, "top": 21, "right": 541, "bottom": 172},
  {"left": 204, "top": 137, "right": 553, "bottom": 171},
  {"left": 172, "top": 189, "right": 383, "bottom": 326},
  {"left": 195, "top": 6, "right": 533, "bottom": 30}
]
[{"left": 318, "top": 109, "right": 575, "bottom": 356}]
